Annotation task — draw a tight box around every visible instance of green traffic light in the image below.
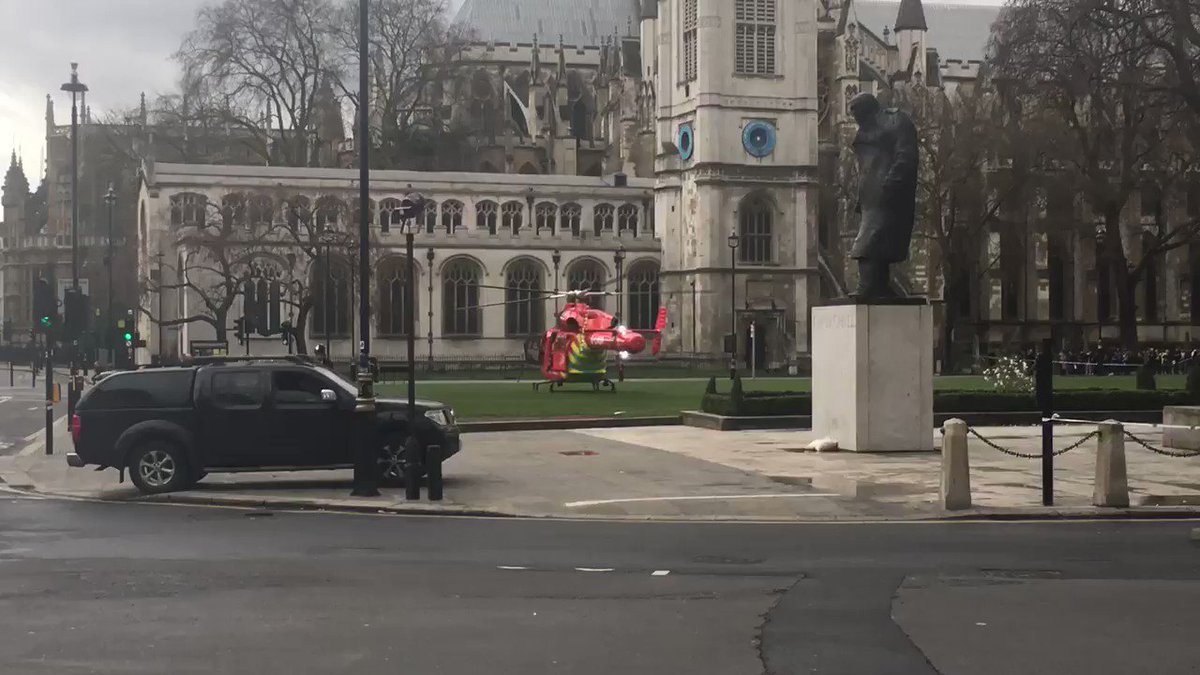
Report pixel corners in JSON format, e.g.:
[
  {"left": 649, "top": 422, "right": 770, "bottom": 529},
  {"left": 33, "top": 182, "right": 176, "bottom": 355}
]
[{"left": 124, "top": 332, "right": 133, "bottom": 341}]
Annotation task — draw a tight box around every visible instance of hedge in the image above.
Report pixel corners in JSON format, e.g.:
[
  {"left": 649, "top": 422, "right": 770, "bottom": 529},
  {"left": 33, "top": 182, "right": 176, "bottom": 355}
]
[{"left": 701, "top": 388, "right": 1200, "bottom": 417}]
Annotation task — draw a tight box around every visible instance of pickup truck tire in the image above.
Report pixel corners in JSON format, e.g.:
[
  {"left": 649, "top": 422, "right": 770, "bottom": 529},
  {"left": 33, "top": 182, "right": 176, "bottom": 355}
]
[
  {"left": 379, "top": 432, "right": 425, "bottom": 487},
  {"left": 128, "top": 441, "right": 191, "bottom": 495}
]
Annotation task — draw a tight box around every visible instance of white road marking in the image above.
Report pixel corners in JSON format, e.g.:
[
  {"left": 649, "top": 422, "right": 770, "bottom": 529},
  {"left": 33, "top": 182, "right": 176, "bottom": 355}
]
[
  {"left": 564, "top": 493, "right": 839, "bottom": 508},
  {"left": 26, "top": 406, "right": 37, "bottom": 411},
  {"left": 574, "top": 567, "right": 614, "bottom": 572},
  {"left": 497, "top": 566, "right": 529, "bottom": 571},
  {"left": 0, "top": 396, "right": 11, "bottom": 405},
  {"left": 651, "top": 570, "right": 670, "bottom": 576}
]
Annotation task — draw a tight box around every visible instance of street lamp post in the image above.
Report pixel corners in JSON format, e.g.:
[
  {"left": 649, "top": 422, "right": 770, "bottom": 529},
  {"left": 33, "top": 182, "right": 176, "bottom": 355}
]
[
  {"left": 103, "top": 185, "right": 116, "bottom": 366},
  {"left": 551, "top": 248, "right": 561, "bottom": 315},
  {"left": 154, "top": 253, "right": 165, "bottom": 362},
  {"left": 319, "top": 230, "right": 337, "bottom": 359},
  {"left": 614, "top": 244, "right": 626, "bottom": 381},
  {"left": 61, "top": 63, "right": 87, "bottom": 418},
  {"left": 426, "top": 248, "right": 435, "bottom": 362},
  {"left": 728, "top": 232, "right": 740, "bottom": 379},
  {"left": 350, "top": 0, "right": 380, "bottom": 498}
]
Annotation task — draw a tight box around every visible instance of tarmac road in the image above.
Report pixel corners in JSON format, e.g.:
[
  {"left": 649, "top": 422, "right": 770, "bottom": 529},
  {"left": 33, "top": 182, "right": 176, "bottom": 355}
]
[{"left": 1, "top": 494, "right": 1198, "bottom": 674}]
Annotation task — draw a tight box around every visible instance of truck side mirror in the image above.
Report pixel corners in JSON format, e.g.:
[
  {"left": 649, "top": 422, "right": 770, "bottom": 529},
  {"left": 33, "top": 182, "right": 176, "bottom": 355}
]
[{"left": 320, "top": 389, "right": 337, "bottom": 403}]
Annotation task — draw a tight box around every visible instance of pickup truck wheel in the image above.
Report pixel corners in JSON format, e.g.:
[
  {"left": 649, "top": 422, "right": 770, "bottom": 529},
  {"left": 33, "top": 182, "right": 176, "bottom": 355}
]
[
  {"left": 379, "top": 433, "right": 425, "bottom": 487},
  {"left": 128, "top": 442, "right": 189, "bottom": 494}
]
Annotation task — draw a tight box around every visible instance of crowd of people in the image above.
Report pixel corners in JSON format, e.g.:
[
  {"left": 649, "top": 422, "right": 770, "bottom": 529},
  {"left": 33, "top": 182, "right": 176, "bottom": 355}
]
[{"left": 984, "top": 345, "right": 1200, "bottom": 376}]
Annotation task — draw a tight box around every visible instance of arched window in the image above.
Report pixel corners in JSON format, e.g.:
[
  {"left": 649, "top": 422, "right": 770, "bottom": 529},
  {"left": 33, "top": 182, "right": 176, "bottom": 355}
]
[
  {"left": 312, "top": 255, "right": 352, "bottom": 338},
  {"left": 739, "top": 195, "right": 773, "bottom": 263},
  {"left": 593, "top": 203, "right": 615, "bottom": 236},
  {"left": 423, "top": 200, "right": 439, "bottom": 234},
  {"left": 502, "top": 201, "right": 523, "bottom": 235},
  {"left": 378, "top": 197, "right": 406, "bottom": 233},
  {"left": 247, "top": 194, "right": 274, "bottom": 229},
  {"left": 518, "top": 162, "right": 540, "bottom": 175},
  {"left": 535, "top": 202, "right": 557, "bottom": 235},
  {"left": 315, "top": 196, "right": 345, "bottom": 232},
  {"left": 243, "top": 262, "right": 284, "bottom": 336},
  {"left": 351, "top": 199, "right": 376, "bottom": 231},
  {"left": 441, "top": 200, "right": 464, "bottom": 233},
  {"left": 476, "top": 200, "right": 498, "bottom": 235},
  {"left": 442, "top": 258, "right": 482, "bottom": 336},
  {"left": 170, "top": 192, "right": 207, "bottom": 227},
  {"left": 617, "top": 204, "right": 639, "bottom": 236},
  {"left": 378, "top": 256, "right": 416, "bottom": 336},
  {"left": 222, "top": 193, "right": 246, "bottom": 229},
  {"left": 285, "top": 196, "right": 311, "bottom": 230},
  {"left": 561, "top": 203, "right": 582, "bottom": 237},
  {"left": 566, "top": 258, "right": 607, "bottom": 310},
  {"left": 627, "top": 261, "right": 661, "bottom": 330},
  {"left": 505, "top": 259, "right": 543, "bottom": 336}
]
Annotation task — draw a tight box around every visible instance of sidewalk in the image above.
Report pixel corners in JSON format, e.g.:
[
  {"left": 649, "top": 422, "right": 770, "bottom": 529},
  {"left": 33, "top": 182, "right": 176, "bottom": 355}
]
[
  {"left": 578, "top": 424, "right": 1200, "bottom": 515},
  {"left": 3, "top": 423, "right": 1199, "bottom": 521},
  {"left": 0, "top": 426, "right": 886, "bottom": 520}
]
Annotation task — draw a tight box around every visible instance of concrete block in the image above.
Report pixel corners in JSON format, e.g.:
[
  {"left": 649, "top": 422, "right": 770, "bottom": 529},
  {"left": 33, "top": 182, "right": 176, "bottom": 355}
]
[
  {"left": 1094, "top": 420, "right": 1130, "bottom": 508},
  {"left": 812, "top": 304, "right": 934, "bottom": 452},
  {"left": 939, "top": 419, "right": 972, "bottom": 510},
  {"left": 1162, "top": 406, "right": 1200, "bottom": 450}
]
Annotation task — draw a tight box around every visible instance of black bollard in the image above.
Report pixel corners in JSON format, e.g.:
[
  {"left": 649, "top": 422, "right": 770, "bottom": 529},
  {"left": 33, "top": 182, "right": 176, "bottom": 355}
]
[
  {"left": 1035, "top": 338, "right": 1054, "bottom": 506},
  {"left": 426, "top": 444, "right": 443, "bottom": 502},
  {"left": 404, "top": 435, "right": 422, "bottom": 501},
  {"left": 8, "top": 361, "right": 12, "bottom": 387}
]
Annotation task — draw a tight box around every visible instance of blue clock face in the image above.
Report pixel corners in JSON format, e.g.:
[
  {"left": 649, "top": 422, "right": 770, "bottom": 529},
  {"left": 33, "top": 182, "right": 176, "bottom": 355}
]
[
  {"left": 742, "top": 121, "right": 777, "bottom": 158},
  {"left": 677, "top": 124, "right": 695, "bottom": 161}
]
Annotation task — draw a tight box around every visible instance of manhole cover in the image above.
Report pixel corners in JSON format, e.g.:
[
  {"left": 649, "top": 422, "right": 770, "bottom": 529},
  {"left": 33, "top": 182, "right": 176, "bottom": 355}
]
[{"left": 560, "top": 450, "right": 598, "bottom": 457}]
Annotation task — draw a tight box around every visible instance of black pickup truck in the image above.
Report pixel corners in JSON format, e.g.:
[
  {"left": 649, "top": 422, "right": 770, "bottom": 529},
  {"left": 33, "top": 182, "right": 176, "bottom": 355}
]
[{"left": 67, "top": 358, "right": 460, "bottom": 494}]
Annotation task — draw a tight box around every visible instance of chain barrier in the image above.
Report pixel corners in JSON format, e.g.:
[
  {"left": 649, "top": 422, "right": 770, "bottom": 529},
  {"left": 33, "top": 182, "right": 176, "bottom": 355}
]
[
  {"left": 1122, "top": 430, "right": 1200, "bottom": 458},
  {"left": 966, "top": 427, "right": 1098, "bottom": 459}
]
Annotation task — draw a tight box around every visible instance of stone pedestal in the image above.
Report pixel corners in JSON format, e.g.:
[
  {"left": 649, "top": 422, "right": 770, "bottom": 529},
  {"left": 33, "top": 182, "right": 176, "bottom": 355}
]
[
  {"left": 1162, "top": 406, "right": 1200, "bottom": 450},
  {"left": 812, "top": 303, "right": 934, "bottom": 452}
]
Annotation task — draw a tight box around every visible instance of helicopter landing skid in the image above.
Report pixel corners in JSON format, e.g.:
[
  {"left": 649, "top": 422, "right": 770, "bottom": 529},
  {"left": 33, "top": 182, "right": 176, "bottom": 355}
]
[{"left": 531, "top": 379, "right": 617, "bottom": 392}]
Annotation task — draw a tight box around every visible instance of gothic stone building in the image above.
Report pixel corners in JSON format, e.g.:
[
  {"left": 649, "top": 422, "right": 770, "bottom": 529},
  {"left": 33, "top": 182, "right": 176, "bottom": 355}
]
[{"left": 138, "top": 0, "right": 1199, "bottom": 368}]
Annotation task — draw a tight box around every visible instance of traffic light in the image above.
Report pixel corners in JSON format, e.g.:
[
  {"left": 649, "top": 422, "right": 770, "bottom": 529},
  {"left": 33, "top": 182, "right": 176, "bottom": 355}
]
[
  {"left": 32, "top": 278, "right": 57, "bottom": 333},
  {"left": 63, "top": 289, "right": 90, "bottom": 341},
  {"left": 233, "top": 317, "right": 246, "bottom": 346}
]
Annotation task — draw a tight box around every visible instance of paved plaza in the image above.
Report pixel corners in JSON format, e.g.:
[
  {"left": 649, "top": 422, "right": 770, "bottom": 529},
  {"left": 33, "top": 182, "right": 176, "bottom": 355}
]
[{"left": 4, "top": 419, "right": 1199, "bottom": 520}]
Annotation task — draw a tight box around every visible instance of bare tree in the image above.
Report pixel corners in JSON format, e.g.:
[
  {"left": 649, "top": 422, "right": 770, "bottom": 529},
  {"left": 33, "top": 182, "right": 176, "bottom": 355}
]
[
  {"left": 177, "top": 0, "right": 338, "bottom": 168},
  {"left": 895, "top": 78, "right": 1035, "bottom": 370},
  {"left": 142, "top": 198, "right": 274, "bottom": 344},
  {"left": 991, "top": 0, "right": 1193, "bottom": 348},
  {"left": 330, "top": 0, "right": 472, "bottom": 169}
]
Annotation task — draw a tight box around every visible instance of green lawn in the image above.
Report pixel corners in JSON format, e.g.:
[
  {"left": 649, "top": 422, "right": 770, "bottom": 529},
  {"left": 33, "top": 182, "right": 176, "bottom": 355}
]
[{"left": 375, "top": 374, "right": 1185, "bottom": 421}]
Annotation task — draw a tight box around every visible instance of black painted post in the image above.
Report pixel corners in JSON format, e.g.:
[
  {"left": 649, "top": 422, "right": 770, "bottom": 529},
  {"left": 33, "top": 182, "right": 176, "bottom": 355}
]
[
  {"left": 427, "top": 444, "right": 443, "bottom": 501},
  {"left": 9, "top": 361, "right": 12, "bottom": 387},
  {"left": 44, "top": 338, "right": 53, "bottom": 456},
  {"left": 1036, "top": 337, "right": 1054, "bottom": 506},
  {"left": 404, "top": 435, "right": 422, "bottom": 501}
]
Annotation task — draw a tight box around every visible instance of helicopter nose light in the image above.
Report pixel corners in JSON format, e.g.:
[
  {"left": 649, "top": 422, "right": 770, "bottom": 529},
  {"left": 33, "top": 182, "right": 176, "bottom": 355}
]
[{"left": 619, "top": 351, "right": 630, "bottom": 360}]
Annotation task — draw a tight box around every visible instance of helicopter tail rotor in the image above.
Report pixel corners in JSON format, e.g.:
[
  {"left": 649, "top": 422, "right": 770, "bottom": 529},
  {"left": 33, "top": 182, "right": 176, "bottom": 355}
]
[{"left": 651, "top": 307, "right": 668, "bottom": 356}]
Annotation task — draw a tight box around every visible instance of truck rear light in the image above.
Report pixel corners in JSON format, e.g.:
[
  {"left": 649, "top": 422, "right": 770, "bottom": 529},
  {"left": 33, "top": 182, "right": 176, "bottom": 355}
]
[{"left": 71, "top": 414, "right": 81, "bottom": 445}]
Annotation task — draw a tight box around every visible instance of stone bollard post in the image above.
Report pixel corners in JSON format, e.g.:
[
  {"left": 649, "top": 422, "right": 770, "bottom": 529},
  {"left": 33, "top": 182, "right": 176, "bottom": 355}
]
[
  {"left": 940, "top": 418, "right": 972, "bottom": 510},
  {"left": 1094, "top": 420, "right": 1130, "bottom": 508}
]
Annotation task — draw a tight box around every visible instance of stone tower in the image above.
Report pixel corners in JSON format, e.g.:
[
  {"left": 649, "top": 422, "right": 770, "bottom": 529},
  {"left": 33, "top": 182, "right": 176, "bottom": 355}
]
[
  {"left": 2, "top": 151, "right": 29, "bottom": 236},
  {"left": 650, "top": 0, "right": 821, "bottom": 368},
  {"left": 894, "top": 0, "right": 929, "bottom": 79}
]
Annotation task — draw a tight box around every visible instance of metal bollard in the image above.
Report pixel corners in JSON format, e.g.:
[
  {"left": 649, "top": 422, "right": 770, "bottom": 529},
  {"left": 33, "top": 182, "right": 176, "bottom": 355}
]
[
  {"left": 426, "top": 445, "right": 443, "bottom": 501},
  {"left": 1094, "top": 420, "right": 1130, "bottom": 508},
  {"left": 404, "top": 435, "right": 422, "bottom": 501},
  {"left": 940, "top": 418, "right": 972, "bottom": 510}
]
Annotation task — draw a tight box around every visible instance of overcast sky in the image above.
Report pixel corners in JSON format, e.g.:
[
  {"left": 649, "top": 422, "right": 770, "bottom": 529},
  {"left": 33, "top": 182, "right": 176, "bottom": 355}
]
[{"left": 0, "top": 0, "right": 996, "bottom": 182}]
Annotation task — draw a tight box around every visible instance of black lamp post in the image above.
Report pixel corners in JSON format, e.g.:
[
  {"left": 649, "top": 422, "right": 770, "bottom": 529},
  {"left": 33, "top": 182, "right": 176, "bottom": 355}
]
[
  {"left": 551, "top": 248, "right": 561, "bottom": 314},
  {"left": 103, "top": 185, "right": 116, "bottom": 365},
  {"left": 426, "top": 248, "right": 435, "bottom": 362},
  {"left": 61, "top": 63, "right": 87, "bottom": 418},
  {"left": 351, "top": 0, "right": 380, "bottom": 498},
  {"left": 613, "top": 244, "right": 626, "bottom": 381},
  {"left": 319, "top": 230, "right": 338, "bottom": 359},
  {"left": 728, "top": 231, "right": 740, "bottom": 379}
]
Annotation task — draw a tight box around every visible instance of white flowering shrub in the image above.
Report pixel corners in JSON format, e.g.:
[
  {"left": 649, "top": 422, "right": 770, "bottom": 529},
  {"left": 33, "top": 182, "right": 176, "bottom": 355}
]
[{"left": 983, "top": 356, "right": 1034, "bottom": 393}]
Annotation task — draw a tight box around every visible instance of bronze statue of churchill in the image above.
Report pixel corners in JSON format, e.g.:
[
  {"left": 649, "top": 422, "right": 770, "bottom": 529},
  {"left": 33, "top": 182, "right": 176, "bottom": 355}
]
[{"left": 847, "top": 92, "right": 919, "bottom": 302}]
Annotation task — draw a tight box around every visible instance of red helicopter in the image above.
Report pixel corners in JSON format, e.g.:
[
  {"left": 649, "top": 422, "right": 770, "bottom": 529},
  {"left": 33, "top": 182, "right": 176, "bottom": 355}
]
[
  {"left": 526, "top": 291, "right": 668, "bottom": 391},
  {"left": 473, "top": 287, "right": 667, "bottom": 391}
]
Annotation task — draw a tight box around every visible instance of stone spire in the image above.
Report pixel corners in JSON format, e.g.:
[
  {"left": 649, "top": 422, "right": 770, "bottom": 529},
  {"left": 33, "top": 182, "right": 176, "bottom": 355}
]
[
  {"left": 894, "top": 0, "right": 927, "bottom": 31},
  {"left": 3, "top": 150, "right": 29, "bottom": 202}
]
